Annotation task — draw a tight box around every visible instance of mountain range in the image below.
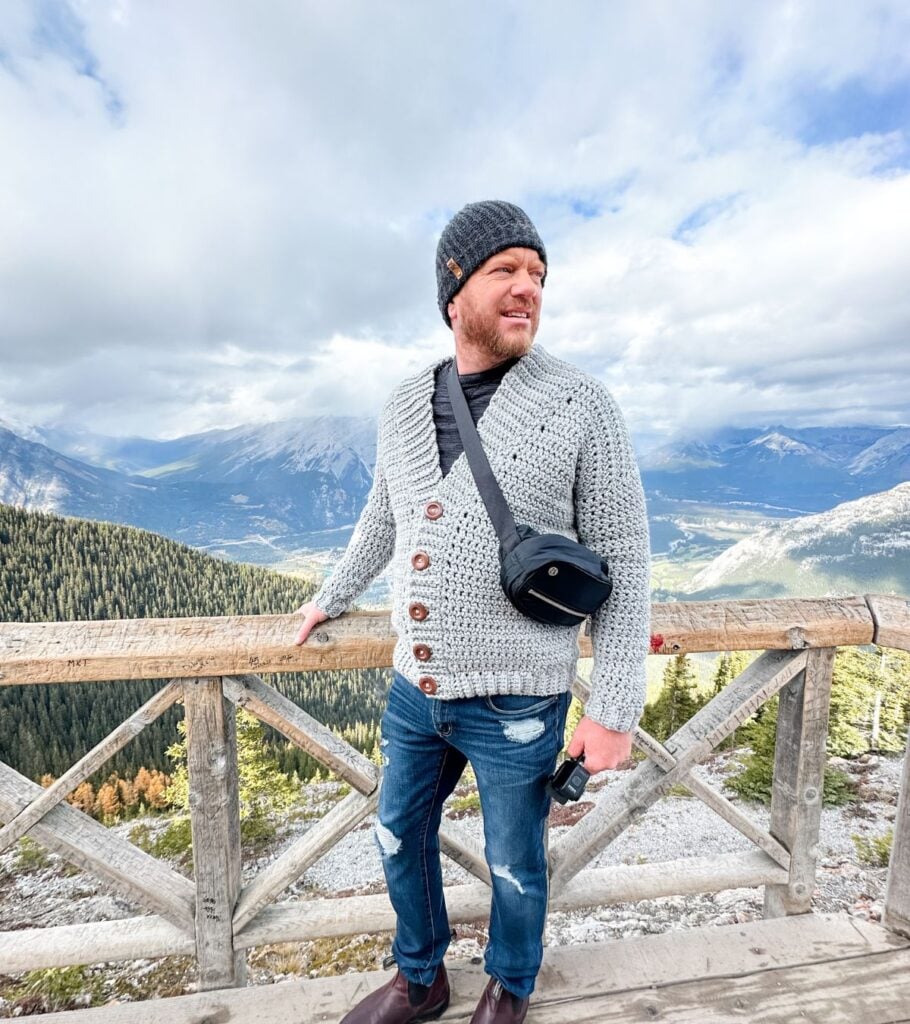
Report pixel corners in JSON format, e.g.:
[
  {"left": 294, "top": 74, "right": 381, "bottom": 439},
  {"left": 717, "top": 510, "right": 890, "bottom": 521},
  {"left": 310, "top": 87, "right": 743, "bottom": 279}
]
[
  {"left": 1, "top": 417, "right": 909, "bottom": 596},
  {"left": 0, "top": 418, "right": 375, "bottom": 561},
  {"left": 640, "top": 425, "right": 910, "bottom": 511}
]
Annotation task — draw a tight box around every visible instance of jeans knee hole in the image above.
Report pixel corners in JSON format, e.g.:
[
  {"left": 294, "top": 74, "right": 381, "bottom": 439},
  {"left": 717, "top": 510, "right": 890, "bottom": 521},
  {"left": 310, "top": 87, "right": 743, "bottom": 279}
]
[{"left": 375, "top": 821, "right": 402, "bottom": 858}]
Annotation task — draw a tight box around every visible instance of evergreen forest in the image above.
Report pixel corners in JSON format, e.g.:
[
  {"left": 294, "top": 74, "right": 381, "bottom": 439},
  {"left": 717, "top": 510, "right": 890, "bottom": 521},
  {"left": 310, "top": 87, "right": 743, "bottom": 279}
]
[{"left": 0, "top": 503, "right": 390, "bottom": 783}]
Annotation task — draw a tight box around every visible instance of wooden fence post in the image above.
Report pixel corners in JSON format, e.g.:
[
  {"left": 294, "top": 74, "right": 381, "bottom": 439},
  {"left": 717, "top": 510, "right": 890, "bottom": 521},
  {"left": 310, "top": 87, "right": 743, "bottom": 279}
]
[
  {"left": 763, "top": 646, "right": 836, "bottom": 918},
  {"left": 184, "top": 676, "right": 246, "bottom": 989},
  {"left": 883, "top": 723, "right": 910, "bottom": 938}
]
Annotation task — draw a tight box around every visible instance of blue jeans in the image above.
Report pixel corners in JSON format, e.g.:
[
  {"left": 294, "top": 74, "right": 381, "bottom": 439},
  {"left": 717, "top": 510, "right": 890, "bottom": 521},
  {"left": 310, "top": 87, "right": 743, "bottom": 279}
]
[{"left": 376, "top": 670, "right": 571, "bottom": 999}]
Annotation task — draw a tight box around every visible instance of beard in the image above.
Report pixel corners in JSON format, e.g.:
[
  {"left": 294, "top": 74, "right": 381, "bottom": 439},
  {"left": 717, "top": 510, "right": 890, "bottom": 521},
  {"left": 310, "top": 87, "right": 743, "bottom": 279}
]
[{"left": 458, "top": 300, "right": 538, "bottom": 361}]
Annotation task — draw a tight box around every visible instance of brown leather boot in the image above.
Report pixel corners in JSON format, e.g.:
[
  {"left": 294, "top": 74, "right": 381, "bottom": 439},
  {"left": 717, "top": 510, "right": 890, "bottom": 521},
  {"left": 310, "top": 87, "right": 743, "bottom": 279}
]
[
  {"left": 340, "top": 963, "right": 450, "bottom": 1024},
  {"left": 468, "top": 978, "right": 529, "bottom": 1024}
]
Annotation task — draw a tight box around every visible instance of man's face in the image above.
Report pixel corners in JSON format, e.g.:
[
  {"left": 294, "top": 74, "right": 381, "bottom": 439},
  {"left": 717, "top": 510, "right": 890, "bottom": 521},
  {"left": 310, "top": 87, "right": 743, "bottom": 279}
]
[{"left": 448, "top": 246, "right": 545, "bottom": 360}]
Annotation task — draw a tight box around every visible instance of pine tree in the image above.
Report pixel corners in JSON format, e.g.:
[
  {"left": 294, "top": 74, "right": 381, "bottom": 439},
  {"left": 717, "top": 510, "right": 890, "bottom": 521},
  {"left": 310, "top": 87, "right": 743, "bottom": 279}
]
[
  {"left": 724, "top": 645, "right": 908, "bottom": 805},
  {"left": 94, "top": 780, "right": 122, "bottom": 824},
  {"left": 828, "top": 647, "right": 879, "bottom": 756},
  {"left": 144, "top": 771, "right": 170, "bottom": 810},
  {"left": 711, "top": 651, "right": 751, "bottom": 749},
  {"left": 164, "top": 710, "right": 298, "bottom": 844},
  {"left": 876, "top": 647, "right": 910, "bottom": 751},
  {"left": 369, "top": 739, "right": 383, "bottom": 768},
  {"left": 235, "top": 711, "right": 299, "bottom": 832},
  {"left": 68, "top": 782, "right": 96, "bottom": 816},
  {"left": 133, "top": 766, "right": 153, "bottom": 806},
  {"left": 640, "top": 655, "right": 705, "bottom": 741},
  {"left": 711, "top": 651, "right": 751, "bottom": 698},
  {"left": 822, "top": 646, "right": 910, "bottom": 757}
]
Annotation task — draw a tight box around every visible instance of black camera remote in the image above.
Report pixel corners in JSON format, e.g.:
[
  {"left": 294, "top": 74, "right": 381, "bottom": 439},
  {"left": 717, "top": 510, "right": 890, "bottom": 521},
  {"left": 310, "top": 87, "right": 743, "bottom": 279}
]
[{"left": 545, "top": 754, "right": 590, "bottom": 804}]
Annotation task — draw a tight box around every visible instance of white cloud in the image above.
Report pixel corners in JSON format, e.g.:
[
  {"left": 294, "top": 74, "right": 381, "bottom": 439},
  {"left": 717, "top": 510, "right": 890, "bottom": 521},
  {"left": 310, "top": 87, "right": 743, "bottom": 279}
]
[{"left": 0, "top": 0, "right": 908, "bottom": 440}]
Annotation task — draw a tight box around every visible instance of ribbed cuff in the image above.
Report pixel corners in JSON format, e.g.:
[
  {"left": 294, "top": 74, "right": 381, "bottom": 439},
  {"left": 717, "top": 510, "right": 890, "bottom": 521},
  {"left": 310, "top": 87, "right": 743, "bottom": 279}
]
[
  {"left": 582, "top": 700, "right": 643, "bottom": 734},
  {"left": 311, "top": 584, "right": 349, "bottom": 619}
]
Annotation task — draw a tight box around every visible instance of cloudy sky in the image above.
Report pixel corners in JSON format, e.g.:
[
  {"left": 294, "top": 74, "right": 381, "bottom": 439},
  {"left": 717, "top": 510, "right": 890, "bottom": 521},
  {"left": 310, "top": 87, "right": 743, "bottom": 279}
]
[{"left": 1, "top": 1, "right": 909, "bottom": 445}]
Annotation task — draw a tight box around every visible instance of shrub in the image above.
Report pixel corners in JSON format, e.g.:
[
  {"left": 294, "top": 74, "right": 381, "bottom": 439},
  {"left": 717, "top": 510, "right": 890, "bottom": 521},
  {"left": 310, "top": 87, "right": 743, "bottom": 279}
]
[
  {"left": 852, "top": 830, "right": 893, "bottom": 867},
  {"left": 14, "top": 837, "right": 50, "bottom": 873},
  {"left": 449, "top": 792, "right": 481, "bottom": 813},
  {"left": 12, "top": 966, "right": 102, "bottom": 1012},
  {"left": 130, "top": 817, "right": 194, "bottom": 864},
  {"left": 725, "top": 695, "right": 858, "bottom": 806},
  {"left": 726, "top": 752, "right": 856, "bottom": 807}
]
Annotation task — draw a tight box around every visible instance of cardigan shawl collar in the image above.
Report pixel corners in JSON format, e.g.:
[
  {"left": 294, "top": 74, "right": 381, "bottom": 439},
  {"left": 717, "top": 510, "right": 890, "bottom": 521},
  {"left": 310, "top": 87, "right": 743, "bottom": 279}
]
[{"left": 389, "top": 343, "right": 555, "bottom": 501}]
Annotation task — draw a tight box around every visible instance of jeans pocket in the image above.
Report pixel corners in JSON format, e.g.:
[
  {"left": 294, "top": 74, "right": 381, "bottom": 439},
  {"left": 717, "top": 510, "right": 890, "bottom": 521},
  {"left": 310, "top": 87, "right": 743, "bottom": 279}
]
[{"left": 484, "top": 692, "right": 559, "bottom": 717}]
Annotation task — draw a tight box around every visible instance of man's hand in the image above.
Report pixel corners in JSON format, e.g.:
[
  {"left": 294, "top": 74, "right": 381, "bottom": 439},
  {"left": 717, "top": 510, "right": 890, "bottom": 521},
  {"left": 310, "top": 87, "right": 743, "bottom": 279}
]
[
  {"left": 294, "top": 601, "right": 329, "bottom": 646},
  {"left": 566, "top": 716, "right": 632, "bottom": 773}
]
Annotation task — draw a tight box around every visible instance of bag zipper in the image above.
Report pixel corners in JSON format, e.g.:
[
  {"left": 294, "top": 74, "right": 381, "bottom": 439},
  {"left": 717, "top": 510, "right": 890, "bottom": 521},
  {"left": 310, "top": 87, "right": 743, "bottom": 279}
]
[{"left": 527, "top": 588, "right": 585, "bottom": 617}]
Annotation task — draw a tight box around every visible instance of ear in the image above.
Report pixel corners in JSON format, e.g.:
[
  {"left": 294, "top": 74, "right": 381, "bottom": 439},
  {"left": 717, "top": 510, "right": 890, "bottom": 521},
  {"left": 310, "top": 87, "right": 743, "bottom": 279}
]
[{"left": 447, "top": 299, "right": 458, "bottom": 323}]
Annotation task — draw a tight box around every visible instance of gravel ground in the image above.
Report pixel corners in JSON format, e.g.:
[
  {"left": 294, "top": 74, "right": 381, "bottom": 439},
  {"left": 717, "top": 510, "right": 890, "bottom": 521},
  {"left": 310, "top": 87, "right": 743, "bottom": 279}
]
[
  {"left": 0, "top": 746, "right": 903, "bottom": 1011},
  {"left": 288, "top": 748, "right": 903, "bottom": 942}
]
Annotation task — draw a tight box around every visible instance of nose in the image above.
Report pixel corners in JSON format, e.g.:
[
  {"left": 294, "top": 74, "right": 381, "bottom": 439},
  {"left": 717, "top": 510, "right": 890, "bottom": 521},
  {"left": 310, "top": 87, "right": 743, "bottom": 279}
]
[{"left": 510, "top": 268, "right": 541, "bottom": 299}]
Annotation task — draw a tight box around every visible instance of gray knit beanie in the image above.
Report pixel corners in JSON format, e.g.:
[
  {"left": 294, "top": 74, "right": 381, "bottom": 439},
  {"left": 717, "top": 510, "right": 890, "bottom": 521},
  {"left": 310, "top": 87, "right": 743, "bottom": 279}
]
[{"left": 436, "top": 200, "right": 547, "bottom": 327}]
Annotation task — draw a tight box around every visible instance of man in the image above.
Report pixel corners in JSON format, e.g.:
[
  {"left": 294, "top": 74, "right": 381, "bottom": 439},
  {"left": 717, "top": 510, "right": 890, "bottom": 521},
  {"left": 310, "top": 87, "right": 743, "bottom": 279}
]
[{"left": 295, "top": 200, "right": 651, "bottom": 1024}]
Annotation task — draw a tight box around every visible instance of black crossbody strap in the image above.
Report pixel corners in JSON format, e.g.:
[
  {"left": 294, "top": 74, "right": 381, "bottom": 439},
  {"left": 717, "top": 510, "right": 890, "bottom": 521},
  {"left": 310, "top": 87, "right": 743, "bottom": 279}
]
[{"left": 446, "top": 360, "right": 523, "bottom": 553}]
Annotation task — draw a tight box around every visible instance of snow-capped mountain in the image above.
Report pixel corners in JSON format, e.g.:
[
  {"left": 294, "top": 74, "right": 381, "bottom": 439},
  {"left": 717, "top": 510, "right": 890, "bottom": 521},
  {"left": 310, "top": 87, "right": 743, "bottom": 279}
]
[
  {"left": 32, "top": 416, "right": 377, "bottom": 480},
  {"left": 679, "top": 482, "right": 910, "bottom": 599},
  {"left": 0, "top": 420, "right": 375, "bottom": 562},
  {"left": 133, "top": 417, "right": 376, "bottom": 498},
  {"left": 639, "top": 440, "right": 726, "bottom": 472},
  {"left": 742, "top": 431, "right": 837, "bottom": 465},
  {"left": 4, "top": 418, "right": 908, "bottom": 583},
  {"left": 640, "top": 425, "right": 908, "bottom": 510},
  {"left": 847, "top": 427, "right": 910, "bottom": 482},
  {"left": 0, "top": 425, "right": 148, "bottom": 520}
]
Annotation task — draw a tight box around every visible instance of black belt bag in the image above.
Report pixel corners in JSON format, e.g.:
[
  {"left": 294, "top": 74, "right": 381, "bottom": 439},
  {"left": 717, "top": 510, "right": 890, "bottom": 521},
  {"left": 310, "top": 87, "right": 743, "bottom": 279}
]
[{"left": 447, "top": 361, "right": 613, "bottom": 627}]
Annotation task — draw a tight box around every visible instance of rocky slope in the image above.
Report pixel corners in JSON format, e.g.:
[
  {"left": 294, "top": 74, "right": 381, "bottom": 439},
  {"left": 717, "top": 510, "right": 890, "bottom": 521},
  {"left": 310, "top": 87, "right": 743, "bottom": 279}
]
[{"left": 680, "top": 481, "right": 910, "bottom": 598}]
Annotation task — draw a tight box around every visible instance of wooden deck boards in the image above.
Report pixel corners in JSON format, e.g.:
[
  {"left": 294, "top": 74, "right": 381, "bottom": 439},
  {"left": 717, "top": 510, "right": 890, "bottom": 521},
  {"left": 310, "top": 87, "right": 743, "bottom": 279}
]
[{"left": 34, "top": 913, "right": 910, "bottom": 1023}]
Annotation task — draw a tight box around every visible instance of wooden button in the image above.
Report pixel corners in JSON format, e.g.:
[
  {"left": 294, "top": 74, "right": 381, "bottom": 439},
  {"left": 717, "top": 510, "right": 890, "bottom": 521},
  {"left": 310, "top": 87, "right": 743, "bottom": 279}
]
[
  {"left": 418, "top": 676, "right": 438, "bottom": 695},
  {"left": 409, "top": 602, "right": 429, "bottom": 621},
  {"left": 411, "top": 551, "right": 431, "bottom": 571},
  {"left": 413, "top": 643, "right": 432, "bottom": 662},
  {"left": 425, "top": 501, "right": 444, "bottom": 520}
]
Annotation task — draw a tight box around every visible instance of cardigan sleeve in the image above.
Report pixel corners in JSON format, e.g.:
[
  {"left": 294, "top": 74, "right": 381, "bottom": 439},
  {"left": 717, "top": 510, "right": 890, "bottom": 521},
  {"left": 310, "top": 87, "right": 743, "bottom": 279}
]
[
  {"left": 572, "top": 382, "right": 651, "bottom": 732},
  {"left": 311, "top": 406, "right": 396, "bottom": 618}
]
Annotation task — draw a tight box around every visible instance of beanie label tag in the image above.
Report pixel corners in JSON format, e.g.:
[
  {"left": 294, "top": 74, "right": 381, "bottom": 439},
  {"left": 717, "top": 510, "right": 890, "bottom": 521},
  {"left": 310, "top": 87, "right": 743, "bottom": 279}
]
[{"left": 446, "top": 257, "right": 463, "bottom": 280}]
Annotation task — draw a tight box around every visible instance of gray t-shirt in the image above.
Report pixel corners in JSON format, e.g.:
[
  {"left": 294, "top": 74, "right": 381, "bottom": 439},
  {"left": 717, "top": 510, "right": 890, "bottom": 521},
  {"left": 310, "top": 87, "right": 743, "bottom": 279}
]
[{"left": 432, "top": 356, "right": 519, "bottom": 477}]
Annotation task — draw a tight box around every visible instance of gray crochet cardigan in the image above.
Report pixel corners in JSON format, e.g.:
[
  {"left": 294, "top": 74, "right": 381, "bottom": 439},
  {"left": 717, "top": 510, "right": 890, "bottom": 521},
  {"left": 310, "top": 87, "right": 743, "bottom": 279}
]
[{"left": 313, "top": 343, "right": 651, "bottom": 732}]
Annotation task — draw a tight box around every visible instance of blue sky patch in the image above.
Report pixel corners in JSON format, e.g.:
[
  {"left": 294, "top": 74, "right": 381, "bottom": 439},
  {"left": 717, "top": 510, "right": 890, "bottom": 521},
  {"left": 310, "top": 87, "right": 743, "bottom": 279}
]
[
  {"left": 710, "top": 43, "right": 744, "bottom": 93},
  {"left": 672, "top": 193, "right": 743, "bottom": 243},
  {"left": 794, "top": 75, "right": 910, "bottom": 147},
  {"left": 31, "top": 0, "right": 125, "bottom": 123},
  {"left": 532, "top": 175, "right": 637, "bottom": 224},
  {"left": 569, "top": 196, "right": 602, "bottom": 219}
]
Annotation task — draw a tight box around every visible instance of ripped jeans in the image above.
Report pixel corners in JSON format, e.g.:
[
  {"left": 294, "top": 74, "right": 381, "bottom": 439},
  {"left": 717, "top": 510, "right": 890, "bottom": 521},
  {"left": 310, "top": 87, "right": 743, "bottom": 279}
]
[{"left": 376, "top": 670, "right": 571, "bottom": 999}]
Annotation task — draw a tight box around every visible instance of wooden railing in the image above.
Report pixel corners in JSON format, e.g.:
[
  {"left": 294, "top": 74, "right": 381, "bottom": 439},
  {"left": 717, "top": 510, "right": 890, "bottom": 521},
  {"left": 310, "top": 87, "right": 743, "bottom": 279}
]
[{"left": 0, "top": 595, "right": 908, "bottom": 997}]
